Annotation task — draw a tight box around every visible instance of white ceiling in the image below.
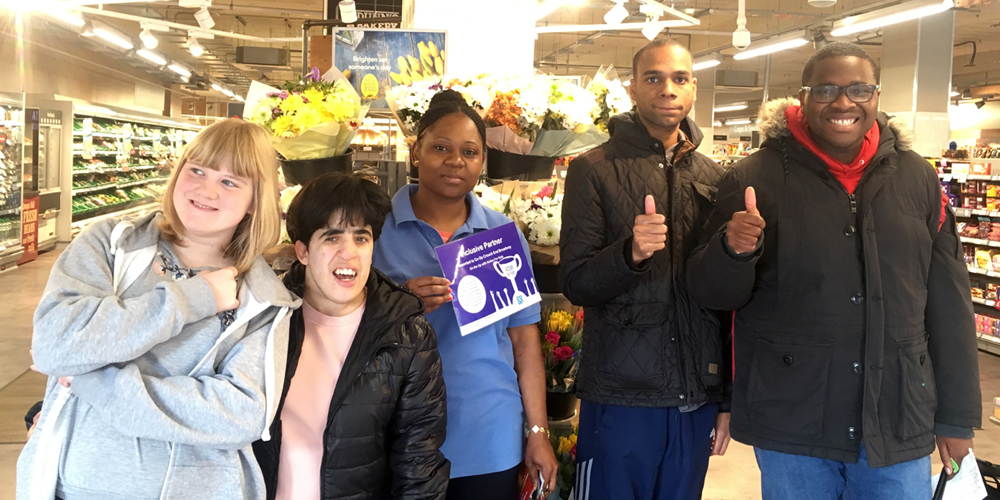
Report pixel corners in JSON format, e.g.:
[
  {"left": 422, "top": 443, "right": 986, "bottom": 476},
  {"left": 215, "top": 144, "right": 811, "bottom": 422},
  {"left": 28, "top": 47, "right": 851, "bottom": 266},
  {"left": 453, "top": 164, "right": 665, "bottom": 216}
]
[{"left": 13, "top": 0, "right": 1000, "bottom": 116}]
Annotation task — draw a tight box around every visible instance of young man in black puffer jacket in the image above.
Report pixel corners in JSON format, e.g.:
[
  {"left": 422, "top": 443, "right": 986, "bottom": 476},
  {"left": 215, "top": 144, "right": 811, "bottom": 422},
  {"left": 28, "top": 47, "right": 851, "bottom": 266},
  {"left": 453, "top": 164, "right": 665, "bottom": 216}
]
[
  {"left": 252, "top": 173, "right": 449, "bottom": 500},
  {"left": 560, "top": 40, "right": 731, "bottom": 500}
]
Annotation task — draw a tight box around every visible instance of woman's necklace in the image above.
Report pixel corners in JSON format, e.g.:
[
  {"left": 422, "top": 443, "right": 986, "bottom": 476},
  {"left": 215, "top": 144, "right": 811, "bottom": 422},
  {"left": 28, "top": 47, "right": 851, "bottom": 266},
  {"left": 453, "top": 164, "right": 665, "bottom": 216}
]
[{"left": 158, "top": 251, "right": 239, "bottom": 329}]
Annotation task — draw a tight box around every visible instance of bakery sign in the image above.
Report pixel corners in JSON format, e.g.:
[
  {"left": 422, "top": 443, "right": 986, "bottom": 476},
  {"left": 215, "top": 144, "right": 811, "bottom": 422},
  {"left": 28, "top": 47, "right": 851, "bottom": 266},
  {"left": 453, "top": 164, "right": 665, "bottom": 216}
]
[{"left": 325, "top": 1, "right": 402, "bottom": 28}]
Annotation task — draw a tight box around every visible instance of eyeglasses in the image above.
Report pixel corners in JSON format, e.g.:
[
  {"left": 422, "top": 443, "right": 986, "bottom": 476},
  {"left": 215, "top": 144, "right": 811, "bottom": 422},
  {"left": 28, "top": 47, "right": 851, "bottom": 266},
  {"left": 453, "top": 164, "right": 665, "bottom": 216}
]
[{"left": 800, "top": 84, "right": 880, "bottom": 103}]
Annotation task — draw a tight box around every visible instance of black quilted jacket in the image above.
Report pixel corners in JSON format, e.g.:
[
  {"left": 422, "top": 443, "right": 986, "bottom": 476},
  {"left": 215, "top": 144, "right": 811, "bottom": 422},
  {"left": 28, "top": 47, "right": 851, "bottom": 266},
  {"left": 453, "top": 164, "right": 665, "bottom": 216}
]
[
  {"left": 252, "top": 264, "right": 449, "bottom": 500},
  {"left": 559, "top": 111, "right": 731, "bottom": 409}
]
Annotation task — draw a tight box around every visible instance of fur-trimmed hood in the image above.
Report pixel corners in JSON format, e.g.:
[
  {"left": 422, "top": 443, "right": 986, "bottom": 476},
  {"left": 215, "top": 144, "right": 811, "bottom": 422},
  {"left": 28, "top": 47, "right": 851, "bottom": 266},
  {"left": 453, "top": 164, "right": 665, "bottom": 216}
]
[{"left": 755, "top": 97, "right": 914, "bottom": 152}]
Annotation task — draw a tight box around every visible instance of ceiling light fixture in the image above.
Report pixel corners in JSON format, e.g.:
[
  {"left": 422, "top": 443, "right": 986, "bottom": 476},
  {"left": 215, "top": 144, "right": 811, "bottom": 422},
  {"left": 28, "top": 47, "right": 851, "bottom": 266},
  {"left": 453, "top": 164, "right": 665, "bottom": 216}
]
[
  {"left": 221, "top": 88, "right": 235, "bottom": 97},
  {"left": 976, "top": 99, "right": 987, "bottom": 109},
  {"left": 137, "top": 49, "right": 167, "bottom": 66},
  {"left": 92, "top": 22, "right": 134, "bottom": 50},
  {"left": 604, "top": 0, "right": 629, "bottom": 25},
  {"left": 339, "top": 0, "right": 357, "bottom": 24},
  {"left": 950, "top": 91, "right": 960, "bottom": 97},
  {"left": 693, "top": 54, "right": 722, "bottom": 71},
  {"left": 234, "top": 95, "right": 245, "bottom": 102},
  {"left": 830, "top": 0, "right": 954, "bottom": 37},
  {"left": 727, "top": 118, "right": 752, "bottom": 125},
  {"left": 188, "top": 37, "right": 204, "bottom": 57},
  {"left": 714, "top": 101, "right": 748, "bottom": 112},
  {"left": 712, "top": 121, "right": 722, "bottom": 127},
  {"left": 641, "top": 16, "right": 664, "bottom": 40},
  {"left": 733, "top": 30, "right": 809, "bottom": 60},
  {"left": 139, "top": 27, "right": 158, "bottom": 49},
  {"left": 193, "top": 6, "right": 215, "bottom": 30},
  {"left": 80, "top": 20, "right": 94, "bottom": 36},
  {"left": 211, "top": 83, "right": 223, "bottom": 92},
  {"left": 168, "top": 63, "right": 192, "bottom": 77}
]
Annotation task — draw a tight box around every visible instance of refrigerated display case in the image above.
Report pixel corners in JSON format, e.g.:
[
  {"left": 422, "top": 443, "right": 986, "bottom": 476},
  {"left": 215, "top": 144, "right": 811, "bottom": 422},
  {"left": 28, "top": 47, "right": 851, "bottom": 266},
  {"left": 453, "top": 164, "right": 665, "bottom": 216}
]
[
  {"left": 0, "top": 93, "right": 24, "bottom": 271},
  {"left": 25, "top": 95, "right": 201, "bottom": 242}
]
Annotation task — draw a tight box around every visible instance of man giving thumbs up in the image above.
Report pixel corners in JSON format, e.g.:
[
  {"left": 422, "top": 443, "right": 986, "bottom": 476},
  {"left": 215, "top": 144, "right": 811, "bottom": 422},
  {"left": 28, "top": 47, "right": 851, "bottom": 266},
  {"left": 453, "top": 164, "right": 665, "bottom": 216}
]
[
  {"left": 560, "top": 39, "right": 732, "bottom": 500},
  {"left": 724, "top": 187, "right": 766, "bottom": 255},
  {"left": 687, "top": 41, "right": 980, "bottom": 500}
]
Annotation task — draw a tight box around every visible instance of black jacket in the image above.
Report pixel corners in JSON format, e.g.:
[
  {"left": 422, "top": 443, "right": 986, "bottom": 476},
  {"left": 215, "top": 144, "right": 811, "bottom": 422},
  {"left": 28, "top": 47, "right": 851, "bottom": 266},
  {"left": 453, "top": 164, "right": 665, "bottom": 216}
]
[
  {"left": 252, "top": 264, "right": 449, "bottom": 500},
  {"left": 559, "top": 111, "right": 731, "bottom": 409},
  {"left": 687, "top": 98, "right": 982, "bottom": 467}
]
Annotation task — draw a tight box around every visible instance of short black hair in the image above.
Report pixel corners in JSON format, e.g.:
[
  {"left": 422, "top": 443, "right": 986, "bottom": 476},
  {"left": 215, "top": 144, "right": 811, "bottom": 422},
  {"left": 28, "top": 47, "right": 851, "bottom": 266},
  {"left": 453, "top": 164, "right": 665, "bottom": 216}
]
[
  {"left": 632, "top": 39, "right": 689, "bottom": 80},
  {"left": 801, "top": 41, "right": 880, "bottom": 86},
  {"left": 285, "top": 173, "right": 392, "bottom": 246},
  {"left": 416, "top": 89, "right": 487, "bottom": 147}
]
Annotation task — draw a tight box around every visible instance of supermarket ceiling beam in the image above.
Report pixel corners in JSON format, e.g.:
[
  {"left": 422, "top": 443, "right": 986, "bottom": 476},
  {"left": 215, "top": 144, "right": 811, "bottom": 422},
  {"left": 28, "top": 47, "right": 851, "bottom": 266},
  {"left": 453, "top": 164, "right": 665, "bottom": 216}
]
[
  {"left": 536, "top": 19, "right": 699, "bottom": 35},
  {"left": 971, "top": 85, "right": 1000, "bottom": 97},
  {"left": 71, "top": 5, "right": 304, "bottom": 43}
]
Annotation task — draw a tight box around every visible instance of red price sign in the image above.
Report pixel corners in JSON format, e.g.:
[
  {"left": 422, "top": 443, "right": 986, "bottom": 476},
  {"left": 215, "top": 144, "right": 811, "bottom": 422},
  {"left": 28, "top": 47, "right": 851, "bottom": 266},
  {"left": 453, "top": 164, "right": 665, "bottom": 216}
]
[{"left": 17, "top": 196, "right": 39, "bottom": 265}]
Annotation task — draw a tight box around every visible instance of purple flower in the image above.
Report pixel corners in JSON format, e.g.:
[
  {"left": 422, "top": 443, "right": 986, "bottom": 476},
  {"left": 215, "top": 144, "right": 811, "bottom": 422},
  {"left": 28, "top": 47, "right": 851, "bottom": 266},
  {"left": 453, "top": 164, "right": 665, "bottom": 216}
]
[{"left": 306, "top": 67, "right": 321, "bottom": 83}]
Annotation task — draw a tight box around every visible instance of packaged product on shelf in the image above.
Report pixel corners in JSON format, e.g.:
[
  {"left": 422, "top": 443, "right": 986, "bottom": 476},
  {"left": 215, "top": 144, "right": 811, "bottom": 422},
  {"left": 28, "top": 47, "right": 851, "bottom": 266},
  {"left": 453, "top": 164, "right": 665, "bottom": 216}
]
[
  {"left": 973, "top": 284, "right": 986, "bottom": 299},
  {"left": 965, "top": 243, "right": 976, "bottom": 266},
  {"left": 976, "top": 249, "right": 992, "bottom": 269},
  {"left": 949, "top": 194, "right": 959, "bottom": 207},
  {"left": 988, "top": 284, "right": 998, "bottom": 301}
]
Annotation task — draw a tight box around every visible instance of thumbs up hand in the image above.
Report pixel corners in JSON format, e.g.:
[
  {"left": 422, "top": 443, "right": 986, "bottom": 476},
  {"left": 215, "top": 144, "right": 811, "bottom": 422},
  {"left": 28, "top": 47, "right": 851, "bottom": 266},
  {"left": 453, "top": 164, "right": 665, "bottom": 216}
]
[
  {"left": 725, "top": 187, "right": 766, "bottom": 255},
  {"left": 632, "top": 195, "right": 669, "bottom": 264}
]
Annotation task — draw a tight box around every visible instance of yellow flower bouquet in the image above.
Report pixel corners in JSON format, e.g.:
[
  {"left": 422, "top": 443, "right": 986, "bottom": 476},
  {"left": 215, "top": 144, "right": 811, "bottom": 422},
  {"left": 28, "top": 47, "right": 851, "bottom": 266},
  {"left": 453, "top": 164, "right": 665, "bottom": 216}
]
[{"left": 247, "top": 67, "right": 368, "bottom": 161}]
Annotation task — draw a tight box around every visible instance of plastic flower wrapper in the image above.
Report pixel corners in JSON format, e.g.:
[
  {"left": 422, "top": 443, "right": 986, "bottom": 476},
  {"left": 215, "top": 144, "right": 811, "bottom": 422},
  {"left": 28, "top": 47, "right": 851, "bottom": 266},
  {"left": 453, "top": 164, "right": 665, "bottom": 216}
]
[
  {"left": 588, "top": 69, "right": 632, "bottom": 133},
  {"left": 245, "top": 67, "right": 367, "bottom": 160}
]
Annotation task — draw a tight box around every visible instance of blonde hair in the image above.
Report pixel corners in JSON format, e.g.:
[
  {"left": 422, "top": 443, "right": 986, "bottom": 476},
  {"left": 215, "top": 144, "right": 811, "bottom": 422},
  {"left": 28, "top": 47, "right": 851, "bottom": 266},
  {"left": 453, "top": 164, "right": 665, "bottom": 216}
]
[{"left": 158, "top": 118, "right": 281, "bottom": 274}]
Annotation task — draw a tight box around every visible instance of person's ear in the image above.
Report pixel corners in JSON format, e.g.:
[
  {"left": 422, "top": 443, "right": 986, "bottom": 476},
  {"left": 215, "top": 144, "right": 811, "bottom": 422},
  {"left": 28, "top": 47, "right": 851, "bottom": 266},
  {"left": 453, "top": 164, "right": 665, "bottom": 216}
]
[
  {"left": 411, "top": 140, "right": 421, "bottom": 166},
  {"left": 294, "top": 240, "right": 309, "bottom": 266}
]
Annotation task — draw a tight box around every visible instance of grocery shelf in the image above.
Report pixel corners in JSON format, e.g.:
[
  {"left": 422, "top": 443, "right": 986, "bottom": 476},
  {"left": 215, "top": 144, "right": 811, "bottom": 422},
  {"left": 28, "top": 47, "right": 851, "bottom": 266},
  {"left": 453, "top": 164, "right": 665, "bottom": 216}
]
[
  {"left": 979, "top": 334, "right": 1000, "bottom": 356},
  {"left": 0, "top": 207, "right": 18, "bottom": 216},
  {"left": 72, "top": 184, "right": 117, "bottom": 195},
  {"left": 0, "top": 120, "right": 21, "bottom": 127},
  {"left": 960, "top": 236, "right": 1000, "bottom": 248},
  {"left": 72, "top": 164, "right": 158, "bottom": 176},
  {"left": 974, "top": 297, "right": 996, "bottom": 307},
  {"left": 72, "top": 176, "right": 167, "bottom": 195},
  {"left": 72, "top": 131, "right": 161, "bottom": 141},
  {"left": 72, "top": 151, "right": 119, "bottom": 157},
  {"left": 72, "top": 201, "right": 159, "bottom": 227},
  {"left": 967, "top": 267, "right": 1000, "bottom": 279}
]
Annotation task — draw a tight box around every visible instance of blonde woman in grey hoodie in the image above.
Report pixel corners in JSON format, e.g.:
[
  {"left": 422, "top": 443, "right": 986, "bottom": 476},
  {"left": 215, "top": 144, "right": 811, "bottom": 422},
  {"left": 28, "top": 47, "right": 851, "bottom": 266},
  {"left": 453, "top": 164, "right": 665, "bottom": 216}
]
[{"left": 17, "top": 118, "right": 299, "bottom": 500}]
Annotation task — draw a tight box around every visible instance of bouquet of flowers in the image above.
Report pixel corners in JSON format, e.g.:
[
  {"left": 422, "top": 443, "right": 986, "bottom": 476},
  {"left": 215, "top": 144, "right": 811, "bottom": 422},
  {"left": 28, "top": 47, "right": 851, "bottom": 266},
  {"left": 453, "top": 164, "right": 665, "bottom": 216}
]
[
  {"left": 512, "top": 183, "right": 562, "bottom": 247},
  {"left": 548, "top": 427, "right": 578, "bottom": 500},
  {"left": 246, "top": 67, "right": 366, "bottom": 160},
  {"left": 473, "top": 181, "right": 512, "bottom": 214},
  {"left": 482, "top": 75, "right": 607, "bottom": 158},
  {"left": 539, "top": 306, "right": 583, "bottom": 393},
  {"left": 588, "top": 72, "right": 632, "bottom": 133},
  {"left": 385, "top": 75, "right": 494, "bottom": 137}
]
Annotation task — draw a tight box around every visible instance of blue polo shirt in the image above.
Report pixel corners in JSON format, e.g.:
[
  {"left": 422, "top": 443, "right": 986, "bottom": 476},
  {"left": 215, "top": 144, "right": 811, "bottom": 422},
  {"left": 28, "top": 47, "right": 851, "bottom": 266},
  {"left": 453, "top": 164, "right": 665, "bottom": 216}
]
[{"left": 373, "top": 184, "right": 541, "bottom": 478}]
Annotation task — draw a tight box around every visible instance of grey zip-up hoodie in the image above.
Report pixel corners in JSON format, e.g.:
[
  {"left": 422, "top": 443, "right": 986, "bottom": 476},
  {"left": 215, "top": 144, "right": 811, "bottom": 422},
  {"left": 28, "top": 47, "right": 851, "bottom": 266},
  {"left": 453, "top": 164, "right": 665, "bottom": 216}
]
[{"left": 17, "top": 212, "right": 299, "bottom": 500}]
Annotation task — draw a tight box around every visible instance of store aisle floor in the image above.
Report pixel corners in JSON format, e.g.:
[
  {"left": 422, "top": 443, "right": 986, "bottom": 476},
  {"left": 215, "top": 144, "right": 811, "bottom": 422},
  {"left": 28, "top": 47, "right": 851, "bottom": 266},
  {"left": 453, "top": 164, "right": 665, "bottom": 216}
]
[{"left": 2, "top": 247, "right": 1000, "bottom": 500}]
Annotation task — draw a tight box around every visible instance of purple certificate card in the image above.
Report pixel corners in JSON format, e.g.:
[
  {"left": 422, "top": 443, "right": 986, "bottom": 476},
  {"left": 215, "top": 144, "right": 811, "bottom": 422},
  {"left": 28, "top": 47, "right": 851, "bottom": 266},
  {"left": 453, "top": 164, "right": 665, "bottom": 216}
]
[{"left": 435, "top": 222, "right": 542, "bottom": 336}]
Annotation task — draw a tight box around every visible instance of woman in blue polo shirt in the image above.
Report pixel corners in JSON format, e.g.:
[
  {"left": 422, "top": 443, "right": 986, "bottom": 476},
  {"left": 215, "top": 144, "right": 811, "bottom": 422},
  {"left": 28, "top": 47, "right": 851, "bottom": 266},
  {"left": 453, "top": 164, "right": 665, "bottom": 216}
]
[{"left": 373, "top": 90, "right": 558, "bottom": 500}]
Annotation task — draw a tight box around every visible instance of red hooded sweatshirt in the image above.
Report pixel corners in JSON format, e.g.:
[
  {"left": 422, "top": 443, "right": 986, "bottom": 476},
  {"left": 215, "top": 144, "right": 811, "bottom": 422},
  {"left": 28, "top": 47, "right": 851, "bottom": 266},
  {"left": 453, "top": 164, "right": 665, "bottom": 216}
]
[{"left": 783, "top": 105, "right": 947, "bottom": 230}]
